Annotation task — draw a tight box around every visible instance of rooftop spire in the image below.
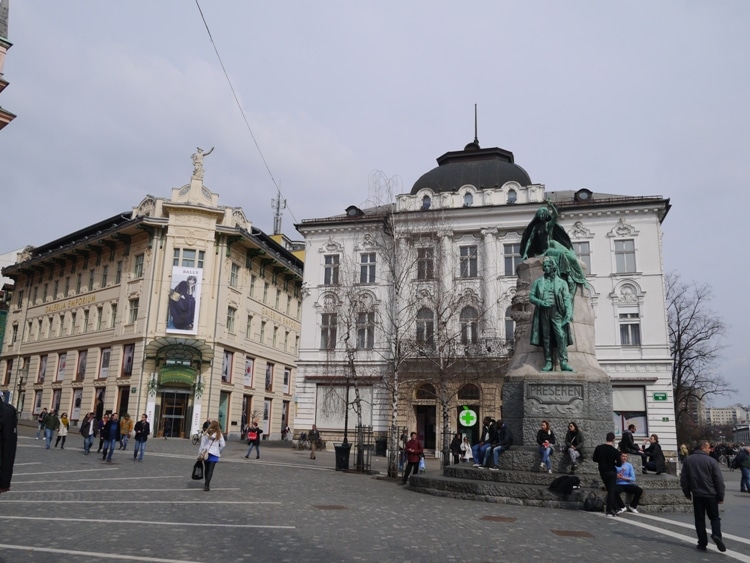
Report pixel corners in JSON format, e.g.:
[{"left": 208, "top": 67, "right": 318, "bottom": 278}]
[{"left": 474, "top": 103, "right": 479, "bottom": 145}]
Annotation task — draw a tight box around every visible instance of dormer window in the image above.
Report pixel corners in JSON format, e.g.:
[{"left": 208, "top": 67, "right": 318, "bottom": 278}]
[
  {"left": 507, "top": 189, "right": 517, "bottom": 204},
  {"left": 421, "top": 195, "right": 432, "bottom": 210},
  {"left": 575, "top": 188, "right": 593, "bottom": 202},
  {"left": 463, "top": 193, "right": 473, "bottom": 207}
]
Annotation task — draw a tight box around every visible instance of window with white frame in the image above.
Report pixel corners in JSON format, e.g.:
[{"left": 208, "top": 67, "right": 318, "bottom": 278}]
[
  {"left": 360, "top": 253, "right": 376, "bottom": 283},
  {"left": 417, "top": 247, "right": 434, "bottom": 280},
  {"left": 99, "top": 348, "right": 111, "bottom": 379},
  {"left": 619, "top": 312, "right": 641, "bottom": 346},
  {"left": 173, "top": 248, "right": 205, "bottom": 269},
  {"left": 229, "top": 263, "right": 240, "bottom": 288},
  {"left": 321, "top": 313, "right": 337, "bottom": 350},
  {"left": 459, "top": 245, "right": 478, "bottom": 278},
  {"left": 323, "top": 255, "right": 339, "bottom": 285},
  {"left": 416, "top": 308, "right": 435, "bottom": 347},
  {"left": 613, "top": 386, "right": 647, "bottom": 436},
  {"left": 357, "top": 311, "right": 375, "bottom": 350},
  {"left": 460, "top": 306, "right": 478, "bottom": 345},
  {"left": 573, "top": 241, "right": 591, "bottom": 274},
  {"left": 133, "top": 254, "right": 145, "bottom": 278},
  {"left": 227, "top": 306, "right": 236, "bottom": 332},
  {"left": 504, "top": 243, "right": 522, "bottom": 276},
  {"left": 128, "top": 298, "right": 139, "bottom": 324},
  {"left": 614, "top": 239, "right": 636, "bottom": 273},
  {"left": 504, "top": 306, "right": 515, "bottom": 344}
]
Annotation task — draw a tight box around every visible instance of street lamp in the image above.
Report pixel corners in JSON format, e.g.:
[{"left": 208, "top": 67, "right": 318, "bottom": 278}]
[{"left": 16, "top": 374, "right": 25, "bottom": 410}]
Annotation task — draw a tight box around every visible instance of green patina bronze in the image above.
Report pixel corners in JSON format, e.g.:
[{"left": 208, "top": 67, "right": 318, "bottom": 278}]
[{"left": 529, "top": 257, "right": 574, "bottom": 372}]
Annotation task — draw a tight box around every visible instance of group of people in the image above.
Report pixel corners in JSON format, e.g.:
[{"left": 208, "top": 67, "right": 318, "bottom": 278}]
[
  {"left": 618, "top": 423, "right": 667, "bottom": 474},
  {"left": 76, "top": 412, "right": 151, "bottom": 461},
  {"left": 463, "top": 416, "right": 514, "bottom": 471}
]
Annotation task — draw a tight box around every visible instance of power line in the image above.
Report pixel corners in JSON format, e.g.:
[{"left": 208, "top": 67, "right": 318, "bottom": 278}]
[{"left": 193, "top": 1, "right": 299, "bottom": 229}]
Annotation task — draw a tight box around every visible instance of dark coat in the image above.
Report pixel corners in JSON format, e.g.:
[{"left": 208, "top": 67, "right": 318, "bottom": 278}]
[
  {"left": 246, "top": 425, "right": 263, "bottom": 444},
  {"left": 643, "top": 441, "right": 667, "bottom": 473},
  {"left": 0, "top": 400, "right": 18, "bottom": 491},
  {"left": 537, "top": 428, "right": 556, "bottom": 447},
  {"left": 134, "top": 420, "right": 150, "bottom": 442},
  {"left": 564, "top": 430, "right": 584, "bottom": 457},
  {"left": 681, "top": 449, "right": 725, "bottom": 501},
  {"left": 405, "top": 438, "right": 424, "bottom": 463},
  {"left": 618, "top": 430, "right": 638, "bottom": 453}
]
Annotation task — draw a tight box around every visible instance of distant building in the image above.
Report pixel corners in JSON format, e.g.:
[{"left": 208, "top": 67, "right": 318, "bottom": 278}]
[
  {"left": 0, "top": 0, "right": 16, "bottom": 131},
  {"left": 707, "top": 404, "right": 749, "bottom": 426},
  {"left": 294, "top": 138, "right": 677, "bottom": 453},
  {"left": 1, "top": 161, "right": 302, "bottom": 440}
]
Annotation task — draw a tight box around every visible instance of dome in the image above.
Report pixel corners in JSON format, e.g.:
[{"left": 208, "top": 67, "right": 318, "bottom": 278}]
[{"left": 410, "top": 142, "right": 531, "bottom": 195}]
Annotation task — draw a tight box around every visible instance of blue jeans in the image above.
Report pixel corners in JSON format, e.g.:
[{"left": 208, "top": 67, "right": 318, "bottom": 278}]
[
  {"left": 120, "top": 434, "right": 130, "bottom": 450},
  {"left": 740, "top": 466, "right": 750, "bottom": 492},
  {"left": 103, "top": 438, "right": 117, "bottom": 461},
  {"left": 472, "top": 443, "right": 491, "bottom": 465},
  {"left": 36, "top": 423, "right": 44, "bottom": 439},
  {"left": 84, "top": 434, "right": 94, "bottom": 454},
  {"left": 539, "top": 445, "right": 553, "bottom": 470},
  {"left": 246, "top": 442, "right": 260, "bottom": 458},
  {"left": 133, "top": 440, "right": 146, "bottom": 461},
  {"left": 488, "top": 445, "right": 507, "bottom": 467},
  {"left": 44, "top": 428, "right": 54, "bottom": 448}
]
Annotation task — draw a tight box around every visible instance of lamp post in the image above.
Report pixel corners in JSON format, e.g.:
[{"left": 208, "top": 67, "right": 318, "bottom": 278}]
[{"left": 16, "top": 374, "right": 25, "bottom": 411}]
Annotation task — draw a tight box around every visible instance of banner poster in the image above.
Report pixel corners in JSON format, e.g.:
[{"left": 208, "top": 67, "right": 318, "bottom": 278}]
[{"left": 166, "top": 267, "right": 203, "bottom": 335}]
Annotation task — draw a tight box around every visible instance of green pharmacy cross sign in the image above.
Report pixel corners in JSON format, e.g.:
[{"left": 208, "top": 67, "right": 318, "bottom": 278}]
[{"left": 459, "top": 406, "right": 478, "bottom": 427}]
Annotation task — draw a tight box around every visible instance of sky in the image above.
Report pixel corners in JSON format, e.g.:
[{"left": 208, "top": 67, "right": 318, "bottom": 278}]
[{"left": 1, "top": 2, "right": 748, "bottom": 406}]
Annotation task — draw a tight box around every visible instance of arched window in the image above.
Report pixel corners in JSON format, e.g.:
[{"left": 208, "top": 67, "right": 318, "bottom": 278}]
[
  {"left": 463, "top": 193, "right": 473, "bottom": 207},
  {"left": 416, "top": 383, "right": 436, "bottom": 400},
  {"left": 458, "top": 384, "right": 480, "bottom": 401},
  {"left": 504, "top": 306, "right": 515, "bottom": 344},
  {"left": 416, "top": 307, "right": 434, "bottom": 347},
  {"left": 507, "top": 189, "right": 517, "bottom": 204},
  {"left": 460, "top": 306, "right": 478, "bottom": 345},
  {"left": 421, "top": 195, "right": 431, "bottom": 210}
]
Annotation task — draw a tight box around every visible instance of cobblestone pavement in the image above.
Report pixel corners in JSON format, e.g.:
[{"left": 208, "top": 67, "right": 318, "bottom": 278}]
[{"left": 2, "top": 425, "right": 749, "bottom": 563}]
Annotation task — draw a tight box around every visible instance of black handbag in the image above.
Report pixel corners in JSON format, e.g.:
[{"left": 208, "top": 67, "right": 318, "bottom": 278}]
[
  {"left": 583, "top": 492, "right": 605, "bottom": 512},
  {"left": 192, "top": 460, "right": 204, "bottom": 480}
]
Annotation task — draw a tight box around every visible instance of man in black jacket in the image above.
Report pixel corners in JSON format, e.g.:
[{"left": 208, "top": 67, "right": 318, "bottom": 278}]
[
  {"left": 133, "top": 414, "right": 151, "bottom": 462},
  {"left": 681, "top": 440, "right": 726, "bottom": 553},
  {"left": 488, "top": 420, "right": 514, "bottom": 470},
  {"left": 0, "top": 397, "right": 18, "bottom": 493},
  {"left": 593, "top": 432, "right": 623, "bottom": 517}
]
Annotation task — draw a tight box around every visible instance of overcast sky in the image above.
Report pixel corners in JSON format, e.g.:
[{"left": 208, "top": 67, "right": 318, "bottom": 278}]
[{"left": 1, "top": 2, "right": 748, "bottom": 407}]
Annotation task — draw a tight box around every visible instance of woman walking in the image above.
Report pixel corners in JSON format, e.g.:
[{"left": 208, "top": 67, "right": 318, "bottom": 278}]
[
  {"left": 198, "top": 420, "right": 225, "bottom": 492},
  {"left": 54, "top": 413, "right": 69, "bottom": 449}
]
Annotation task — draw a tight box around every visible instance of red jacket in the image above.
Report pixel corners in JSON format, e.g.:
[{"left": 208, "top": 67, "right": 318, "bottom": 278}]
[{"left": 405, "top": 438, "right": 423, "bottom": 463}]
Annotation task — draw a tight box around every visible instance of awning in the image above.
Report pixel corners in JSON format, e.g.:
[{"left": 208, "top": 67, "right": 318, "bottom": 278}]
[{"left": 144, "top": 336, "right": 214, "bottom": 365}]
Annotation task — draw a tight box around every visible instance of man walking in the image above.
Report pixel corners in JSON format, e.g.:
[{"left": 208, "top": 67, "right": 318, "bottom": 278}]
[
  {"left": 43, "top": 409, "right": 59, "bottom": 449},
  {"left": 79, "top": 412, "right": 97, "bottom": 455},
  {"left": 400, "top": 432, "right": 424, "bottom": 485},
  {"left": 681, "top": 440, "right": 726, "bottom": 552},
  {"left": 133, "top": 414, "right": 150, "bottom": 462},
  {"left": 309, "top": 424, "right": 321, "bottom": 460},
  {"left": 35, "top": 408, "right": 48, "bottom": 440},
  {"left": 102, "top": 413, "right": 120, "bottom": 462},
  {"left": 592, "top": 432, "right": 623, "bottom": 517}
]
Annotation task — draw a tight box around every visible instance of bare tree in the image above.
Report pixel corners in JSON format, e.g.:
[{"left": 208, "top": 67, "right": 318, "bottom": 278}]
[{"left": 666, "top": 272, "right": 732, "bottom": 442}]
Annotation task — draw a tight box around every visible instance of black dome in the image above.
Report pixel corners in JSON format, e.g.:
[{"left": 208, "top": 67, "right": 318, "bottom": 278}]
[{"left": 411, "top": 143, "right": 531, "bottom": 195}]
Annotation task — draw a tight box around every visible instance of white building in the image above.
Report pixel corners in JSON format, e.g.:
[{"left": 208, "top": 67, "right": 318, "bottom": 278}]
[
  {"left": 294, "top": 139, "right": 676, "bottom": 454},
  {"left": 707, "top": 404, "right": 749, "bottom": 426}
]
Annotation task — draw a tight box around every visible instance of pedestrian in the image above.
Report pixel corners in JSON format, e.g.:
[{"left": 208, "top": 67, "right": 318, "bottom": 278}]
[
  {"left": 133, "top": 414, "right": 150, "bottom": 462},
  {"left": 309, "top": 424, "right": 321, "bottom": 460},
  {"left": 680, "top": 440, "right": 726, "bottom": 552},
  {"left": 202, "top": 418, "right": 211, "bottom": 432},
  {"left": 736, "top": 446, "right": 750, "bottom": 493},
  {"left": 0, "top": 396, "right": 18, "bottom": 494},
  {"left": 472, "top": 417, "right": 494, "bottom": 468},
  {"left": 244, "top": 420, "right": 263, "bottom": 459},
  {"left": 592, "top": 432, "right": 623, "bottom": 517},
  {"left": 564, "top": 421, "right": 584, "bottom": 474},
  {"left": 43, "top": 409, "right": 59, "bottom": 449},
  {"left": 198, "top": 420, "right": 225, "bottom": 492},
  {"left": 618, "top": 423, "right": 646, "bottom": 468},
  {"left": 487, "top": 420, "right": 513, "bottom": 470},
  {"left": 101, "top": 413, "right": 120, "bottom": 462},
  {"left": 642, "top": 434, "right": 667, "bottom": 475},
  {"left": 400, "top": 431, "right": 424, "bottom": 485},
  {"left": 537, "top": 420, "right": 556, "bottom": 473},
  {"left": 450, "top": 432, "right": 462, "bottom": 465},
  {"left": 119, "top": 413, "right": 134, "bottom": 450},
  {"left": 54, "top": 412, "right": 69, "bottom": 449},
  {"left": 460, "top": 436, "right": 473, "bottom": 463},
  {"left": 614, "top": 452, "right": 643, "bottom": 513},
  {"left": 79, "top": 412, "right": 97, "bottom": 455},
  {"left": 35, "top": 408, "right": 48, "bottom": 440},
  {"left": 97, "top": 414, "right": 109, "bottom": 453}
]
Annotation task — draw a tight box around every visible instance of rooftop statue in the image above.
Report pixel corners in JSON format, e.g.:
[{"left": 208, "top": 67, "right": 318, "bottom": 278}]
[{"left": 191, "top": 146, "right": 214, "bottom": 179}]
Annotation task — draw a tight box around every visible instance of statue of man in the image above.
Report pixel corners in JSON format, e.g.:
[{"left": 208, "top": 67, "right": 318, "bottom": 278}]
[
  {"left": 529, "top": 256, "right": 574, "bottom": 372},
  {"left": 191, "top": 147, "right": 214, "bottom": 179}
]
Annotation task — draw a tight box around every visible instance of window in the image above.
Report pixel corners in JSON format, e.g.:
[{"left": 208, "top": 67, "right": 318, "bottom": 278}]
[
  {"left": 76, "top": 350, "right": 88, "bottom": 382},
  {"left": 260, "top": 321, "right": 266, "bottom": 344},
  {"left": 421, "top": 195, "right": 431, "bottom": 210},
  {"left": 614, "top": 239, "right": 636, "bottom": 273},
  {"left": 459, "top": 245, "right": 478, "bottom": 278},
  {"left": 82, "top": 310, "right": 89, "bottom": 333},
  {"left": 222, "top": 351, "right": 233, "bottom": 383},
  {"left": 321, "top": 313, "right": 337, "bottom": 350},
  {"left": 57, "top": 314, "right": 63, "bottom": 337},
  {"left": 53, "top": 281, "right": 59, "bottom": 299},
  {"left": 99, "top": 348, "right": 111, "bottom": 379},
  {"left": 122, "top": 344, "right": 135, "bottom": 377},
  {"left": 96, "top": 306, "right": 103, "bottom": 330},
  {"left": 229, "top": 263, "right": 240, "bottom": 288},
  {"left": 38, "top": 355, "right": 48, "bottom": 383},
  {"left": 463, "top": 193, "right": 473, "bottom": 207},
  {"left": 133, "top": 254, "right": 145, "bottom": 278},
  {"left": 275, "top": 289, "right": 280, "bottom": 309},
  {"left": 619, "top": 312, "right": 641, "bottom": 346},
  {"left": 64, "top": 277, "right": 70, "bottom": 297},
  {"left": 360, "top": 253, "right": 376, "bottom": 283},
  {"left": 572, "top": 242, "right": 591, "bottom": 274},
  {"left": 323, "top": 255, "right": 339, "bottom": 285},
  {"left": 357, "top": 311, "right": 375, "bottom": 350},
  {"left": 70, "top": 312, "right": 77, "bottom": 335},
  {"left": 11, "top": 324, "right": 18, "bottom": 344},
  {"left": 173, "top": 248, "right": 205, "bottom": 268},
  {"left": 613, "top": 387, "right": 647, "bottom": 435},
  {"left": 244, "top": 356, "right": 254, "bottom": 387},
  {"left": 504, "top": 243, "right": 521, "bottom": 276},
  {"left": 88, "top": 270, "right": 95, "bottom": 291},
  {"left": 416, "top": 308, "right": 435, "bottom": 347},
  {"left": 416, "top": 383, "right": 436, "bottom": 400},
  {"left": 227, "top": 307, "right": 236, "bottom": 332},
  {"left": 3, "top": 360, "right": 12, "bottom": 386},
  {"left": 43, "top": 283, "right": 49, "bottom": 301},
  {"left": 460, "top": 307, "right": 478, "bottom": 345},
  {"left": 265, "top": 363, "right": 274, "bottom": 391},
  {"left": 110, "top": 303, "right": 117, "bottom": 328},
  {"left": 417, "top": 248, "right": 434, "bottom": 280},
  {"left": 115, "top": 261, "right": 122, "bottom": 284},
  {"left": 76, "top": 273, "right": 82, "bottom": 294},
  {"left": 458, "top": 383, "right": 480, "bottom": 401},
  {"left": 507, "top": 189, "right": 517, "bottom": 204},
  {"left": 504, "top": 306, "right": 515, "bottom": 344},
  {"left": 283, "top": 367, "right": 291, "bottom": 394},
  {"left": 101, "top": 265, "right": 108, "bottom": 287},
  {"left": 249, "top": 275, "right": 256, "bottom": 298},
  {"left": 273, "top": 326, "right": 278, "bottom": 347},
  {"left": 246, "top": 315, "right": 253, "bottom": 339},
  {"left": 284, "top": 330, "right": 290, "bottom": 351},
  {"left": 285, "top": 295, "right": 291, "bottom": 316},
  {"left": 263, "top": 282, "right": 269, "bottom": 303},
  {"left": 128, "top": 299, "right": 139, "bottom": 323}
]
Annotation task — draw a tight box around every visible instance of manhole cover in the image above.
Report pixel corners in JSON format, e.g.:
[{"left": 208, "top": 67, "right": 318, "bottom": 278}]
[
  {"left": 550, "top": 530, "right": 593, "bottom": 538},
  {"left": 480, "top": 516, "right": 516, "bottom": 523}
]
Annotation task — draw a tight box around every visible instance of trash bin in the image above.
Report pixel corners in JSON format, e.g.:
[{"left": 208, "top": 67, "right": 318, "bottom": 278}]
[
  {"left": 334, "top": 443, "right": 352, "bottom": 471},
  {"left": 375, "top": 438, "right": 387, "bottom": 457}
]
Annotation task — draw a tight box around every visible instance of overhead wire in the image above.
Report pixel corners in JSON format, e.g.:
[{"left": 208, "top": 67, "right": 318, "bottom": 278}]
[{"left": 193, "top": 0, "right": 300, "bottom": 228}]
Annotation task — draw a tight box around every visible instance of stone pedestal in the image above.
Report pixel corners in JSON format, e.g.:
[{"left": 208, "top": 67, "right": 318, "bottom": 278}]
[{"left": 502, "top": 257, "right": 613, "bottom": 446}]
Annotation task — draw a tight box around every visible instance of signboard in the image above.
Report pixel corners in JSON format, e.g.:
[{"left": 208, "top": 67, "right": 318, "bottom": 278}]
[{"left": 653, "top": 393, "right": 668, "bottom": 401}]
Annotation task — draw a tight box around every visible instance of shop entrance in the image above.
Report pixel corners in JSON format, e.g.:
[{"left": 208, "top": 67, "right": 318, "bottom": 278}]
[{"left": 158, "top": 390, "right": 190, "bottom": 438}]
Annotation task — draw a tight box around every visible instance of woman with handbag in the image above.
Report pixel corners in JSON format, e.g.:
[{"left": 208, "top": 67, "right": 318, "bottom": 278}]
[
  {"left": 54, "top": 413, "right": 69, "bottom": 449},
  {"left": 198, "top": 420, "right": 225, "bottom": 492}
]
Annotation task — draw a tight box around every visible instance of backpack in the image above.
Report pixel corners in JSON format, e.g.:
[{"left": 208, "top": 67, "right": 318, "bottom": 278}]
[
  {"left": 583, "top": 492, "right": 605, "bottom": 512},
  {"left": 548, "top": 475, "right": 581, "bottom": 495}
]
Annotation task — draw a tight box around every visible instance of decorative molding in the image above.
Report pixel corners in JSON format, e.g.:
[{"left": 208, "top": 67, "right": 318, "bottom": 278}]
[{"left": 607, "top": 217, "right": 639, "bottom": 238}]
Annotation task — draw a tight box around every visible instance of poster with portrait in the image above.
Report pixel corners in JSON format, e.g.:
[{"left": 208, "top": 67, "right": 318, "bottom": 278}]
[
  {"left": 167, "top": 267, "right": 203, "bottom": 335},
  {"left": 57, "top": 353, "right": 67, "bottom": 382},
  {"left": 244, "top": 356, "right": 254, "bottom": 387},
  {"left": 71, "top": 388, "right": 83, "bottom": 421},
  {"left": 122, "top": 343, "right": 135, "bottom": 376},
  {"left": 222, "top": 350, "right": 233, "bottom": 383},
  {"left": 38, "top": 355, "right": 48, "bottom": 384}
]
